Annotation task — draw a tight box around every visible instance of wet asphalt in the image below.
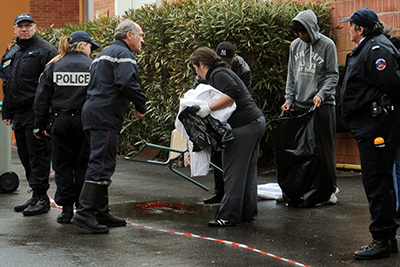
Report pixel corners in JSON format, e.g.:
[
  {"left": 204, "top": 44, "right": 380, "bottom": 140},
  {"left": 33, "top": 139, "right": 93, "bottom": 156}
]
[{"left": 1, "top": 148, "right": 399, "bottom": 267}]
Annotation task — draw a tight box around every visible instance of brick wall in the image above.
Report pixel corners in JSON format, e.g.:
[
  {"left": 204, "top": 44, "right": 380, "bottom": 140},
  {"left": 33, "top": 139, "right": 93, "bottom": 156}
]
[
  {"left": 94, "top": 0, "right": 115, "bottom": 18},
  {"left": 331, "top": 0, "right": 400, "bottom": 65},
  {"left": 330, "top": 0, "right": 400, "bottom": 165},
  {"left": 29, "top": 0, "right": 80, "bottom": 28}
]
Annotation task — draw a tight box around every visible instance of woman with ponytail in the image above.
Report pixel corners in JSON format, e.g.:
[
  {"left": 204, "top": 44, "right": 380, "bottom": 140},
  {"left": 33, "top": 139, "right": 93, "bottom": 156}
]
[
  {"left": 33, "top": 31, "right": 100, "bottom": 224},
  {"left": 190, "top": 47, "right": 265, "bottom": 227}
]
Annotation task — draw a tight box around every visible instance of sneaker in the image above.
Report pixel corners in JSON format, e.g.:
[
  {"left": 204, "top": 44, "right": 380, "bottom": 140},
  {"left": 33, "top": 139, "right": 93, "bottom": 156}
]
[
  {"left": 326, "top": 193, "right": 337, "bottom": 205},
  {"left": 208, "top": 218, "right": 238, "bottom": 227}
]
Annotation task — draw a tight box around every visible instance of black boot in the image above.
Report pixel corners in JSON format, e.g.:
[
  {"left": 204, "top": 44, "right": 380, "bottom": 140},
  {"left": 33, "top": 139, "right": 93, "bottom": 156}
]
[
  {"left": 353, "top": 239, "right": 391, "bottom": 260},
  {"left": 71, "top": 182, "right": 109, "bottom": 234},
  {"left": 96, "top": 185, "right": 126, "bottom": 227},
  {"left": 14, "top": 193, "right": 39, "bottom": 212},
  {"left": 57, "top": 206, "right": 74, "bottom": 224},
  {"left": 23, "top": 194, "right": 50, "bottom": 216}
]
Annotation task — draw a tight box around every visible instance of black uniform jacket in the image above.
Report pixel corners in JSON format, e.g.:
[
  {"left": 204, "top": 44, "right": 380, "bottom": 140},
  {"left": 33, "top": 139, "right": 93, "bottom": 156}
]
[
  {"left": 82, "top": 39, "right": 147, "bottom": 133},
  {"left": 1, "top": 34, "right": 58, "bottom": 119},
  {"left": 340, "top": 34, "right": 400, "bottom": 119},
  {"left": 33, "top": 51, "right": 92, "bottom": 130}
]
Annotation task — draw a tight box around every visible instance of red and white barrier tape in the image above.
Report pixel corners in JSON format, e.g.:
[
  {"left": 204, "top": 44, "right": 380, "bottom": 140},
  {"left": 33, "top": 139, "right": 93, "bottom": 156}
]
[
  {"left": 49, "top": 196, "right": 400, "bottom": 267},
  {"left": 127, "top": 222, "right": 311, "bottom": 267}
]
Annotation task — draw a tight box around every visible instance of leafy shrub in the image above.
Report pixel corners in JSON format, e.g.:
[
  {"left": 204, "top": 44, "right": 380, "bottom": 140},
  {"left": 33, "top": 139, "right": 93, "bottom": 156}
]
[{"left": 38, "top": 0, "right": 335, "bottom": 166}]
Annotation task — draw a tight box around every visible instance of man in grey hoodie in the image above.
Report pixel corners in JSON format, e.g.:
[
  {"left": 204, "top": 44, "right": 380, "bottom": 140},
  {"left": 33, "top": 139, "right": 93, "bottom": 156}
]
[{"left": 281, "top": 9, "right": 339, "bottom": 203}]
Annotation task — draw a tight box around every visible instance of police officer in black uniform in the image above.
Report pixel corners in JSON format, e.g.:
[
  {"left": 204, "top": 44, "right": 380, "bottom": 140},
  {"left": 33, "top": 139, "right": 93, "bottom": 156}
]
[
  {"left": 1, "top": 13, "right": 58, "bottom": 216},
  {"left": 34, "top": 31, "right": 100, "bottom": 223},
  {"left": 340, "top": 8, "right": 400, "bottom": 260},
  {"left": 71, "top": 20, "right": 147, "bottom": 234}
]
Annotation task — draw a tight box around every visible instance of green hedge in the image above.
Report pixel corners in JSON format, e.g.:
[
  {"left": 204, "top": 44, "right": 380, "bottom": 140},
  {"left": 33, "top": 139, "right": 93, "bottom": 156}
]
[{"left": 38, "top": 0, "right": 336, "bottom": 166}]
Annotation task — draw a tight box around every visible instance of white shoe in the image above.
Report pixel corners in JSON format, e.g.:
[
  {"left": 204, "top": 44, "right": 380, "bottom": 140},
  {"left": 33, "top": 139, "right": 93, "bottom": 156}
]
[{"left": 327, "top": 193, "right": 337, "bottom": 205}]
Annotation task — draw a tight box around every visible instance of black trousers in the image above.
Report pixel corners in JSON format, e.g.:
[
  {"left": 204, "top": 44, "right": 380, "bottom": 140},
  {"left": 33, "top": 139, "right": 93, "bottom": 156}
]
[
  {"left": 347, "top": 104, "right": 400, "bottom": 240},
  {"left": 13, "top": 110, "right": 51, "bottom": 194},
  {"left": 85, "top": 129, "right": 118, "bottom": 183},
  {"left": 52, "top": 113, "right": 88, "bottom": 206}
]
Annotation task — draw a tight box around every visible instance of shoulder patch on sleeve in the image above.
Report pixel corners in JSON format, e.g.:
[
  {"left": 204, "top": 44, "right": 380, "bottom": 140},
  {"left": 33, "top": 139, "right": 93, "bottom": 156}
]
[{"left": 375, "top": 58, "right": 386, "bottom": 71}]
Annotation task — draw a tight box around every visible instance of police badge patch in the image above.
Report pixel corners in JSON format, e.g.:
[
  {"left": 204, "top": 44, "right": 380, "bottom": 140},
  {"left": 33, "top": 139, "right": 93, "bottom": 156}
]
[{"left": 375, "top": 58, "right": 386, "bottom": 71}]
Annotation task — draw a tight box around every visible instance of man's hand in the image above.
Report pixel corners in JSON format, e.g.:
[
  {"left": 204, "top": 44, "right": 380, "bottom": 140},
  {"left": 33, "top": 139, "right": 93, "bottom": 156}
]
[
  {"left": 196, "top": 104, "right": 211, "bottom": 118},
  {"left": 33, "top": 128, "right": 50, "bottom": 139},
  {"left": 3, "top": 119, "right": 12, "bottom": 126},
  {"left": 313, "top": 95, "right": 322, "bottom": 110},
  {"left": 281, "top": 103, "right": 291, "bottom": 111},
  {"left": 134, "top": 111, "right": 146, "bottom": 118}
]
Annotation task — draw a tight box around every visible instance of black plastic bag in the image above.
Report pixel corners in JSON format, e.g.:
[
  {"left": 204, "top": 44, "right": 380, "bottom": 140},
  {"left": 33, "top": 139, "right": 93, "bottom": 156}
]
[
  {"left": 272, "top": 109, "right": 335, "bottom": 207},
  {"left": 178, "top": 106, "right": 234, "bottom": 152}
]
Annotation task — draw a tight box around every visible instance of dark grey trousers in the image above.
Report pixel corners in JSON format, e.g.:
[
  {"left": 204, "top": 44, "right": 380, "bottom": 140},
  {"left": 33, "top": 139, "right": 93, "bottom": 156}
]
[{"left": 217, "top": 116, "right": 266, "bottom": 224}]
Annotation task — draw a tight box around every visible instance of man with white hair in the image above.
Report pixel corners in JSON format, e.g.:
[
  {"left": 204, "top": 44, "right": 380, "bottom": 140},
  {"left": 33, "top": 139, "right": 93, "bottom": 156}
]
[{"left": 71, "top": 20, "right": 147, "bottom": 234}]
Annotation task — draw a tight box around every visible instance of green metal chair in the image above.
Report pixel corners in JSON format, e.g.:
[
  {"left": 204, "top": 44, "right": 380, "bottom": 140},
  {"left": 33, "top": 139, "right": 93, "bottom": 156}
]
[{"left": 126, "top": 129, "right": 217, "bottom": 191}]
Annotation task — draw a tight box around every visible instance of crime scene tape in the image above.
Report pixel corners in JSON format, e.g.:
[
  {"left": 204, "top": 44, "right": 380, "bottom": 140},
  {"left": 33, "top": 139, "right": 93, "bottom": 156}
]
[
  {"left": 48, "top": 196, "right": 399, "bottom": 267},
  {"left": 48, "top": 195, "right": 311, "bottom": 267},
  {"left": 127, "top": 221, "right": 311, "bottom": 267}
]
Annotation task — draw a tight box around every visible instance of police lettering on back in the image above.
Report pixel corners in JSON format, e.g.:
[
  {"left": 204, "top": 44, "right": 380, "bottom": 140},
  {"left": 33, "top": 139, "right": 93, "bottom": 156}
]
[{"left": 53, "top": 72, "right": 90, "bottom": 86}]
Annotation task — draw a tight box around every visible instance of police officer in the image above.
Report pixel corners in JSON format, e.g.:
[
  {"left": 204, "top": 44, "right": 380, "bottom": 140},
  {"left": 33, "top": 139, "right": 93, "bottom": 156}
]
[
  {"left": 340, "top": 8, "right": 400, "bottom": 260},
  {"left": 33, "top": 31, "right": 100, "bottom": 223},
  {"left": 1, "top": 13, "right": 58, "bottom": 216},
  {"left": 71, "top": 20, "right": 147, "bottom": 234}
]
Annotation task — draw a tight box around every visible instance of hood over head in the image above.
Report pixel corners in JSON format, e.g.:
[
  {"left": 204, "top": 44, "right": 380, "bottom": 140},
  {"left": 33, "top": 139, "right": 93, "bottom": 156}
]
[{"left": 292, "top": 9, "right": 320, "bottom": 44}]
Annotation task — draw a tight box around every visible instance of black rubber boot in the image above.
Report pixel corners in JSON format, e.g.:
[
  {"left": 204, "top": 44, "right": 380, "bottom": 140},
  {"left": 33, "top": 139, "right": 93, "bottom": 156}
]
[
  {"left": 14, "top": 193, "right": 39, "bottom": 212},
  {"left": 57, "top": 206, "right": 74, "bottom": 224},
  {"left": 71, "top": 182, "right": 109, "bottom": 234},
  {"left": 96, "top": 185, "right": 126, "bottom": 227},
  {"left": 23, "top": 194, "right": 50, "bottom": 216}
]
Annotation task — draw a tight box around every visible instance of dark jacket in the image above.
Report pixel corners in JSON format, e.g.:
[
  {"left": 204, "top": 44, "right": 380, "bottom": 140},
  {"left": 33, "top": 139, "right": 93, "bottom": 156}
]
[
  {"left": 1, "top": 34, "right": 58, "bottom": 119},
  {"left": 206, "top": 67, "right": 263, "bottom": 128},
  {"left": 82, "top": 39, "right": 147, "bottom": 133},
  {"left": 340, "top": 34, "right": 400, "bottom": 119},
  {"left": 193, "top": 55, "right": 252, "bottom": 91},
  {"left": 33, "top": 51, "right": 92, "bottom": 130}
]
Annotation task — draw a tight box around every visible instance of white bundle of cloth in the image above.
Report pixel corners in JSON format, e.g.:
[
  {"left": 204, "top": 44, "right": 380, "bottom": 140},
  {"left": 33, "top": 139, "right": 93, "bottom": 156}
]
[{"left": 175, "top": 84, "right": 236, "bottom": 177}]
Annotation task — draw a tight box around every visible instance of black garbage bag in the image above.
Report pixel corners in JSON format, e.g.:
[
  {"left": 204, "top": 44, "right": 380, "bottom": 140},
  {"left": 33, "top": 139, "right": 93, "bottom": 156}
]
[
  {"left": 178, "top": 105, "right": 234, "bottom": 152},
  {"left": 272, "top": 109, "right": 335, "bottom": 207}
]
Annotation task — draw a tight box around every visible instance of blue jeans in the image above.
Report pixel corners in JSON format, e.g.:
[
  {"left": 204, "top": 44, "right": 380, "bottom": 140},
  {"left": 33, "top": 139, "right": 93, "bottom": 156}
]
[{"left": 393, "top": 146, "right": 400, "bottom": 215}]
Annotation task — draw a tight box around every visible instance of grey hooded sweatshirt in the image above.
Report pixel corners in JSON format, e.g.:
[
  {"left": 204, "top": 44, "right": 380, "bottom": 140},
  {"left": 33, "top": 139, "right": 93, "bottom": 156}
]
[{"left": 284, "top": 9, "right": 339, "bottom": 109}]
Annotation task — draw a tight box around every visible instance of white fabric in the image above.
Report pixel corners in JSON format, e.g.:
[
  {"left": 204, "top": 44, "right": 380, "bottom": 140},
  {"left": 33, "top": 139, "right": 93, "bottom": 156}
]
[
  {"left": 257, "top": 183, "right": 283, "bottom": 200},
  {"left": 175, "top": 84, "right": 236, "bottom": 177}
]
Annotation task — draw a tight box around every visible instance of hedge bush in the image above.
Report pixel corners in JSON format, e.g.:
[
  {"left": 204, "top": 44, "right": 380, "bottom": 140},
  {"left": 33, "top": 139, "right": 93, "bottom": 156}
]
[{"left": 38, "top": 0, "right": 336, "bottom": 167}]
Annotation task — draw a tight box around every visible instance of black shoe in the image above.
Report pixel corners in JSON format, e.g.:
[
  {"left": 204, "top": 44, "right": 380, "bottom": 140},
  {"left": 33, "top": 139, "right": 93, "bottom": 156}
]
[
  {"left": 23, "top": 195, "right": 50, "bottom": 216},
  {"left": 14, "top": 196, "right": 39, "bottom": 212},
  {"left": 96, "top": 214, "right": 126, "bottom": 227},
  {"left": 208, "top": 219, "right": 238, "bottom": 227},
  {"left": 361, "top": 238, "right": 398, "bottom": 254},
  {"left": 203, "top": 194, "right": 223, "bottom": 204},
  {"left": 57, "top": 206, "right": 74, "bottom": 224},
  {"left": 353, "top": 239, "right": 391, "bottom": 260}
]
